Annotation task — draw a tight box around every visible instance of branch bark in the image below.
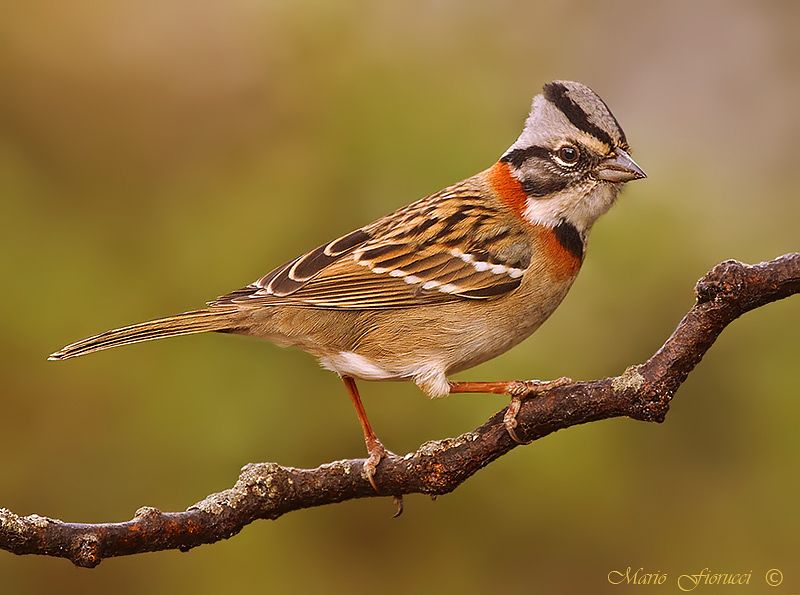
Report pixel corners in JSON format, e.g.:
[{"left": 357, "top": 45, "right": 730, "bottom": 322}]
[{"left": 2, "top": 253, "right": 798, "bottom": 567}]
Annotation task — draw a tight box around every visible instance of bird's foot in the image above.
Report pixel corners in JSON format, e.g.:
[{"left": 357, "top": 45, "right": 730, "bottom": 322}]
[
  {"left": 503, "top": 377, "right": 573, "bottom": 444},
  {"left": 363, "top": 437, "right": 395, "bottom": 493},
  {"left": 364, "top": 440, "right": 404, "bottom": 515}
]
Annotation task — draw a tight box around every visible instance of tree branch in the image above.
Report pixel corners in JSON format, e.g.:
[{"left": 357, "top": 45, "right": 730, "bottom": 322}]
[{"left": 2, "top": 253, "right": 798, "bottom": 567}]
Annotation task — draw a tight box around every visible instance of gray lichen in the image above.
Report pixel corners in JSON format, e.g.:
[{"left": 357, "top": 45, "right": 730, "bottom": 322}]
[
  {"left": 25, "top": 514, "right": 55, "bottom": 528},
  {"left": 190, "top": 462, "right": 284, "bottom": 515},
  {"left": 416, "top": 431, "right": 479, "bottom": 457},
  {"left": 612, "top": 366, "right": 645, "bottom": 394},
  {"left": 0, "top": 508, "right": 26, "bottom": 534},
  {"left": 134, "top": 506, "right": 161, "bottom": 519},
  {"left": 320, "top": 459, "right": 353, "bottom": 475},
  {"left": 0, "top": 510, "right": 61, "bottom": 534}
]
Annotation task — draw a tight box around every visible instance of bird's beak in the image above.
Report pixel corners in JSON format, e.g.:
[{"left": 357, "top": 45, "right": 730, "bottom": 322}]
[{"left": 595, "top": 148, "right": 647, "bottom": 183}]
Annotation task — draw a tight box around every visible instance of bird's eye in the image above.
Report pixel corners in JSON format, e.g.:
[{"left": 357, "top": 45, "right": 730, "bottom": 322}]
[{"left": 556, "top": 145, "right": 580, "bottom": 165}]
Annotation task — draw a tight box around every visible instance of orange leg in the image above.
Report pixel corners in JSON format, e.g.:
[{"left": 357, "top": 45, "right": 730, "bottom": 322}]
[
  {"left": 448, "top": 377, "right": 573, "bottom": 444},
  {"left": 447, "top": 381, "right": 521, "bottom": 394},
  {"left": 342, "top": 375, "right": 391, "bottom": 492}
]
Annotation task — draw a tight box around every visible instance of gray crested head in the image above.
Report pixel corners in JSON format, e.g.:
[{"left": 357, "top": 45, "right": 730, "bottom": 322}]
[
  {"left": 542, "top": 81, "right": 627, "bottom": 149},
  {"left": 507, "top": 80, "right": 630, "bottom": 156},
  {"left": 499, "top": 80, "right": 646, "bottom": 234}
]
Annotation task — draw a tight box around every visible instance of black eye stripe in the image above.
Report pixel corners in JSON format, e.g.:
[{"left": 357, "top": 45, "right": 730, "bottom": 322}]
[
  {"left": 521, "top": 175, "right": 572, "bottom": 197},
  {"left": 501, "top": 145, "right": 577, "bottom": 197},
  {"left": 500, "top": 145, "right": 551, "bottom": 168},
  {"left": 502, "top": 143, "right": 602, "bottom": 197},
  {"left": 503, "top": 144, "right": 591, "bottom": 169}
]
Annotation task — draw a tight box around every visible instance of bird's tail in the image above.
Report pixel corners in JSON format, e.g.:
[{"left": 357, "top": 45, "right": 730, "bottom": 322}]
[{"left": 48, "top": 308, "right": 244, "bottom": 361}]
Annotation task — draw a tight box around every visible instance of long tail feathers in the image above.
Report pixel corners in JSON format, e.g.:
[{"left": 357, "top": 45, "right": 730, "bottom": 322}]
[{"left": 48, "top": 308, "right": 243, "bottom": 361}]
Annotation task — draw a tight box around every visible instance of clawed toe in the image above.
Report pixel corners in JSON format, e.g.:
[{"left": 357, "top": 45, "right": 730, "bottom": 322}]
[
  {"left": 364, "top": 447, "right": 404, "bottom": 516},
  {"left": 503, "top": 395, "right": 528, "bottom": 444},
  {"left": 503, "top": 377, "right": 573, "bottom": 444},
  {"left": 392, "top": 495, "right": 404, "bottom": 518},
  {"left": 363, "top": 439, "right": 394, "bottom": 493}
]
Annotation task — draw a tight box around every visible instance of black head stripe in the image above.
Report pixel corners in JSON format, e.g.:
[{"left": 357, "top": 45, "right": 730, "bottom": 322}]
[
  {"left": 543, "top": 82, "right": 615, "bottom": 148},
  {"left": 595, "top": 94, "right": 627, "bottom": 148}
]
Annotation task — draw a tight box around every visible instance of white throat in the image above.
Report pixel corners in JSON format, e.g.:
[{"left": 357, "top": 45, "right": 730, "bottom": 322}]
[{"left": 519, "top": 174, "right": 621, "bottom": 233}]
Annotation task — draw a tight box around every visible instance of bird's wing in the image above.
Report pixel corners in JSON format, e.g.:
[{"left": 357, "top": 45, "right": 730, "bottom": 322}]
[{"left": 211, "top": 181, "right": 532, "bottom": 310}]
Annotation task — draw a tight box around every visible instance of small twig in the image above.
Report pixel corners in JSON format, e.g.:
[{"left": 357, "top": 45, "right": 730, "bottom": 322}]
[{"left": 1, "top": 253, "right": 797, "bottom": 567}]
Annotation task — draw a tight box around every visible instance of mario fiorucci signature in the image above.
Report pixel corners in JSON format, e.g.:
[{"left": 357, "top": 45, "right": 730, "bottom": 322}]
[{"left": 607, "top": 567, "right": 787, "bottom": 591}]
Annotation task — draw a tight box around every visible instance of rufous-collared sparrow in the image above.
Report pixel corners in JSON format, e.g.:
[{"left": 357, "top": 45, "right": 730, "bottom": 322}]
[{"left": 50, "top": 81, "right": 646, "bottom": 490}]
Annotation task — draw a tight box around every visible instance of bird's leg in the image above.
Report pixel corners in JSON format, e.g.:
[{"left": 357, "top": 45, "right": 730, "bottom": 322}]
[
  {"left": 448, "top": 377, "right": 573, "bottom": 444},
  {"left": 341, "top": 375, "right": 392, "bottom": 493}
]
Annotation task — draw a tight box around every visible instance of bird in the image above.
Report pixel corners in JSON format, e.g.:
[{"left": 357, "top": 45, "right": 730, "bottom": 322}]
[{"left": 49, "top": 80, "right": 646, "bottom": 491}]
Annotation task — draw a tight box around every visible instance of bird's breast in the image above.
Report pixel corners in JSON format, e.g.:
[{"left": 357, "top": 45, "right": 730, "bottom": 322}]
[{"left": 533, "top": 224, "right": 583, "bottom": 282}]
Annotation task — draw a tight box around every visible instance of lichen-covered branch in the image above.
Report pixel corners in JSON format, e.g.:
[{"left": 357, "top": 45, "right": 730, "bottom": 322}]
[{"left": 2, "top": 253, "right": 798, "bottom": 568}]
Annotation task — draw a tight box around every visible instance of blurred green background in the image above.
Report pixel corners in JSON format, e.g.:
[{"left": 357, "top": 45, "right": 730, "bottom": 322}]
[{"left": 1, "top": 1, "right": 798, "bottom": 593}]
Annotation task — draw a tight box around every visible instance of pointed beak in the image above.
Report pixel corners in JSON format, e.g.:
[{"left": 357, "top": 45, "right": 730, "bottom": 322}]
[{"left": 595, "top": 148, "right": 647, "bottom": 183}]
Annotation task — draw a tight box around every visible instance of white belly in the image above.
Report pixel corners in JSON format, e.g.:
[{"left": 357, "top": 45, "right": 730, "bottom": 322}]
[{"left": 319, "top": 351, "right": 450, "bottom": 397}]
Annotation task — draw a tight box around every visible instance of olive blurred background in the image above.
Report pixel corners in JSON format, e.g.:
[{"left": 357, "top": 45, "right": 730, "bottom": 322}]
[{"left": 1, "top": 1, "right": 798, "bottom": 593}]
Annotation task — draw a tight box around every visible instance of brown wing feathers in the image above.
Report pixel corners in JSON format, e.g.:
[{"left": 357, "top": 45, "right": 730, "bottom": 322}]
[
  {"left": 212, "top": 178, "right": 532, "bottom": 310},
  {"left": 254, "top": 228, "right": 370, "bottom": 297}
]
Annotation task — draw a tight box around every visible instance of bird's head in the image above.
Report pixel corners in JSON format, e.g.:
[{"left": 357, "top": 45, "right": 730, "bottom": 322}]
[{"left": 501, "top": 80, "right": 645, "bottom": 234}]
